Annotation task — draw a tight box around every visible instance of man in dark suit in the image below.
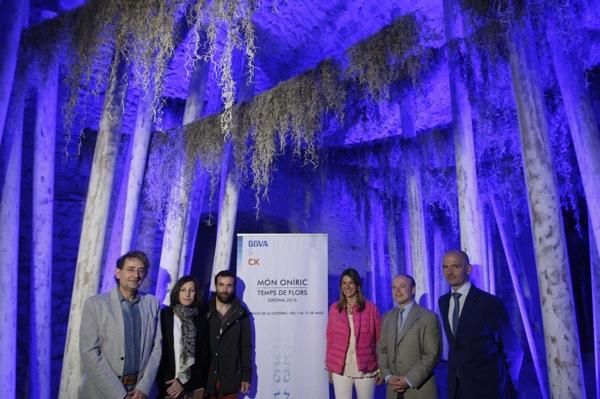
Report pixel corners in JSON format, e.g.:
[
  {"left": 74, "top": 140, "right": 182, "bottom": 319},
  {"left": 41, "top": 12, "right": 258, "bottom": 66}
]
[{"left": 438, "top": 250, "right": 523, "bottom": 399}]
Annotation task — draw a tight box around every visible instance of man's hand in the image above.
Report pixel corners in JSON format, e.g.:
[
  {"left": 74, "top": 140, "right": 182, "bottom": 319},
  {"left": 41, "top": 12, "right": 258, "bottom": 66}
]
[
  {"left": 166, "top": 378, "right": 184, "bottom": 398},
  {"left": 127, "top": 389, "right": 148, "bottom": 399},
  {"left": 387, "top": 375, "right": 408, "bottom": 393},
  {"left": 240, "top": 381, "right": 251, "bottom": 393}
]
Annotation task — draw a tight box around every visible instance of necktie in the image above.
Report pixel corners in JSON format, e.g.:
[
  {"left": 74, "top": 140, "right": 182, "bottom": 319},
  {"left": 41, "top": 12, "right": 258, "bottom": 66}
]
[
  {"left": 452, "top": 292, "right": 461, "bottom": 335},
  {"left": 398, "top": 308, "right": 405, "bottom": 331}
]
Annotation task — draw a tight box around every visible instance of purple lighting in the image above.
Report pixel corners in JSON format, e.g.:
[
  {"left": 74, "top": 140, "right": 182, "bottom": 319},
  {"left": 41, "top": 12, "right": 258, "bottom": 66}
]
[{"left": 1, "top": 0, "right": 600, "bottom": 398}]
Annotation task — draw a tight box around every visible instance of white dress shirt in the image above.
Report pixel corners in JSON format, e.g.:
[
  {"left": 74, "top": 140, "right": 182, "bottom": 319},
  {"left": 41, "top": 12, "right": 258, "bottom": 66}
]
[{"left": 448, "top": 281, "right": 472, "bottom": 335}]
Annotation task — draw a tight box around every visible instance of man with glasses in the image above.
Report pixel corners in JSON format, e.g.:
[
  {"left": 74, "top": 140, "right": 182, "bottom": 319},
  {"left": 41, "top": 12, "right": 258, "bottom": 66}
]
[{"left": 79, "top": 250, "right": 162, "bottom": 398}]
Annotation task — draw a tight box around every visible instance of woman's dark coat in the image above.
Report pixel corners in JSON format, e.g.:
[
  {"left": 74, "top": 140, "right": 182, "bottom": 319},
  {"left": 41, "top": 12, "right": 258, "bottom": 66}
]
[{"left": 156, "top": 306, "right": 210, "bottom": 398}]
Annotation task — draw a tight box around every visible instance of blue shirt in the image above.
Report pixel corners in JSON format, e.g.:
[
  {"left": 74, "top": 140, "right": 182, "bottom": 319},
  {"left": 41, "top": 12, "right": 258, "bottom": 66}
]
[{"left": 118, "top": 290, "right": 142, "bottom": 376}]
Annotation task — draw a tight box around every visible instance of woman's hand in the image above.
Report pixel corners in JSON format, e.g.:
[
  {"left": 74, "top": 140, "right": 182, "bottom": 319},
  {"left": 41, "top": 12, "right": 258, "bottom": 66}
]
[{"left": 166, "top": 378, "right": 184, "bottom": 398}]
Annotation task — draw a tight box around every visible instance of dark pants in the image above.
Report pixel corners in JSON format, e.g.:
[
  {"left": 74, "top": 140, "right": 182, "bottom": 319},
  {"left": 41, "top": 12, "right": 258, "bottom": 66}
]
[{"left": 206, "top": 381, "right": 239, "bottom": 399}]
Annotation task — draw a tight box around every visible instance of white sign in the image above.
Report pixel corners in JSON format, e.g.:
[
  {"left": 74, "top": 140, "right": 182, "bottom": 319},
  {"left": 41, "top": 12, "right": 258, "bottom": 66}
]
[{"left": 236, "top": 234, "right": 329, "bottom": 398}]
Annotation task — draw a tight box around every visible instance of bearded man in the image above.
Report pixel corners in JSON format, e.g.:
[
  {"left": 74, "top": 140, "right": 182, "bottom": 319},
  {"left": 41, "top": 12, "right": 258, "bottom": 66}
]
[{"left": 205, "top": 270, "right": 253, "bottom": 399}]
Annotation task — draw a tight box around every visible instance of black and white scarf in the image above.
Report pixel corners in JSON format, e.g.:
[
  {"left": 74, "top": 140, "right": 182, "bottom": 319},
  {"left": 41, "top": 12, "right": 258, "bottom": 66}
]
[{"left": 173, "top": 304, "right": 198, "bottom": 383}]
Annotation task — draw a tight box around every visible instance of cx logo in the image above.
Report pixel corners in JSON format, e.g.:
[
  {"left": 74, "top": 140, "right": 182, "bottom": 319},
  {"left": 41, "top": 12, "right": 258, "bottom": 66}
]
[{"left": 248, "top": 258, "right": 260, "bottom": 266}]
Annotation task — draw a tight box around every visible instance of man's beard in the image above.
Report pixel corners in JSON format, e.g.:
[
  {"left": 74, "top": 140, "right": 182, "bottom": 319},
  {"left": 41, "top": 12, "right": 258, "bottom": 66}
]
[{"left": 217, "top": 291, "right": 235, "bottom": 304}]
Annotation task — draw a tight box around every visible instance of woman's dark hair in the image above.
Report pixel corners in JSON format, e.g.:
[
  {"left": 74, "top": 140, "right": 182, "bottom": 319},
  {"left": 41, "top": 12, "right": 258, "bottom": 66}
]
[
  {"left": 336, "top": 268, "right": 366, "bottom": 312},
  {"left": 170, "top": 275, "right": 203, "bottom": 308}
]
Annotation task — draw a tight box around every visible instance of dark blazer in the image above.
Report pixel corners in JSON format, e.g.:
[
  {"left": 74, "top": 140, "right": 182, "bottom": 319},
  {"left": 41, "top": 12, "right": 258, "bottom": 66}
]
[
  {"left": 438, "top": 285, "right": 524, "bottom": 399},
  {"left": 156, "top": 306, "right": 210, "bottom": 398}
]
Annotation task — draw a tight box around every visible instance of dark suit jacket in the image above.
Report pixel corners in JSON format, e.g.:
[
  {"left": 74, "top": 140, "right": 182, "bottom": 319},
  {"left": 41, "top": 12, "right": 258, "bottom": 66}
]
[
  {"left": 438, "top": 286, "right": 523, "bottom": 399},
  {"left": 156, "top": 307, "right": 210, "bottom": 398}
]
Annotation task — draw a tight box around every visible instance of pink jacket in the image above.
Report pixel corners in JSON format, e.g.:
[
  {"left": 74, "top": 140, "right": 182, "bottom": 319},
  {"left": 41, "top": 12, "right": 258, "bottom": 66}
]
[{"left": 326, "top": 299, "right": 381, "bottom": 374}]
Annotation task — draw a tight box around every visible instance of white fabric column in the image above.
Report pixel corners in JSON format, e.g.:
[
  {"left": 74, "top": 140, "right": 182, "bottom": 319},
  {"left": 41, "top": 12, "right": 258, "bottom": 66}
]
[
  {"left": 386, "top": 209, "right": 400, "bottom": 278},
  {"left": 178, "top": 169, "right": 208, "bottom": 276},
  {"left": 177, "top": 61, "right": 210, "bottom": 277},
  {"left": 209, "top": 59, "right": 254, "bottom": 290},
  {"left": 406, "top": 167, "right": 432, "bottom": 308},
  {"left": 484, "top": 209, "right": 496, "bottom": 295},
  {"left": 401, "top": 211, "right": 413, "bottom": 277},
  {"left": 432, "top": 225, "right": 449, "bottom": 360},
  {"left": 0, "top": 90, "right": 25, "bottom": 397},
  {"left": 442, "top": 0, "right": 487, "bottom": 289},
  {"left": 210, "top": 142, "right": 239, "bottom": 291},
  {"left": 157, "top": 61, "right": 208, "bottom": 303},
  {"left": 400, "top": 92, "right": 431, "bottom": 307},
  {"left": 507, "top": 16, "right": 585, "bottom": 398},
  {"left": 590, "top": 222, "right": 600, "bottom": 397},
  {"left": 491, "top": 197, "right": 549, "bottom": 399},
  {"left": 371, "top": 193, "right": 390, "bottom": 306},
  {"left": 59, "top": 63, "right": 126, "bottom": 398},
  {"left": 30, "top": 58, "right": 58, "bottom": 399},
  {"left": 546, "top": 14, "right": 600, "bottom": 285},
  {"left": 367, "top": 203, "right": 378, "bottom": 300},
  {"left": 0, "top": 0, "right": 28, "bottom": 146},
  {"left": 102, "top": 90, "right": 154, "bottom": 291}
]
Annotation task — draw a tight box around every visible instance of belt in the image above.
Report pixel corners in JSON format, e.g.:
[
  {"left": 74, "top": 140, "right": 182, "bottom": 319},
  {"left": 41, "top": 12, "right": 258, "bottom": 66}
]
[{"left": 121, "top": 373, "right": 138, "bottom": 386}]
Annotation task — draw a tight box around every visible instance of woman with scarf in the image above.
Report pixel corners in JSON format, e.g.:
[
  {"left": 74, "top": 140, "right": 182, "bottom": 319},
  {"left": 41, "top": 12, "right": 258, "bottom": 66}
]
[{"left": 157, "top": 275, "right": 210, "bottom": 398}]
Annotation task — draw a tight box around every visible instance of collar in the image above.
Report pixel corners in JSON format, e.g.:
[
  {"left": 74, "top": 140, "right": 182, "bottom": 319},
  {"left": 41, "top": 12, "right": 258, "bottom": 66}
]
[
  {"left": 117, "top": 288, "right": 140, "bottom": 304},
  {"left": 397, "top": 300, "right": 415, "bottom": 313},
  {"left": 452, "top": 280, "right": 472, "bottom": 297}
]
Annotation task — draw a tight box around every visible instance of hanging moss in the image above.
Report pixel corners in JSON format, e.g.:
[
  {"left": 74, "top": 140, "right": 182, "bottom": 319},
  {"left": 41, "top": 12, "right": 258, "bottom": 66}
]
[
  {"left": 143, "top": 9, "right": 444, "bottom": 218},
  {"left": 185, "top": 0, "right": 259, "bottom": 139},
  {"left": 241, "top": 60, "right": 345, "bottom": 207},
  {"left": 461, "top": 0, "right": 525, "bottom": 20},
  {"left": 61, "top": 0, "right": 186, "bottom": 144},
  {"left": 61, "top": 0, "right": 259, "bottom": 148},
  {"left": 143, "top": 57, "right": 346, "bottom": 219},
  {"left": 346, "top": 14, "right": 430, "bottom": 99},
  {"left": 144, "top": 129, "right": 188, "bottom": 227},
  {"left": 469, "top": 20, "right": 509, "bottom": 61},
  {"left": 185, "top": 114, "right": 226, "bottom": 177}
]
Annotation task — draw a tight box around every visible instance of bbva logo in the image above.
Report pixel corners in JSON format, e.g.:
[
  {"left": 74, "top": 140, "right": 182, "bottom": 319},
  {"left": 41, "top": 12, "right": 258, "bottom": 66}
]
[{"left": 248, "top": 240, "right": 269, "bottom": 247}]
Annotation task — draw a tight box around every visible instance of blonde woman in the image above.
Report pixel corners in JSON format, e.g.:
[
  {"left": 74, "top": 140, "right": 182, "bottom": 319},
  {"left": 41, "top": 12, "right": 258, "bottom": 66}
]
[{"left": 326, "top": 268, "right": 382, "bottom": 399}]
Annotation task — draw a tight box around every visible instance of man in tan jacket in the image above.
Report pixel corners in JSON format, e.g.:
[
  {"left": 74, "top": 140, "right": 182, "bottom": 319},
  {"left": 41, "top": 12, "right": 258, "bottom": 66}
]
[{"left": 377, "top": 274, "right": 441, "bottom": 399}]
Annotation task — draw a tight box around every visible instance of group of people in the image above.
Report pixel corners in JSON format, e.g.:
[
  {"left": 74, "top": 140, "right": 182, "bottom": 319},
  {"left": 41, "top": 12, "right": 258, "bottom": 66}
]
[
  {"left": 79, "top": 250, "right": 251, "bottom": 399},
  {"left": 325, "top": 250, "right": 524, "bottom": 399},
  {"left": 78, "top": 248, "right": 523, "bottom": 399}
]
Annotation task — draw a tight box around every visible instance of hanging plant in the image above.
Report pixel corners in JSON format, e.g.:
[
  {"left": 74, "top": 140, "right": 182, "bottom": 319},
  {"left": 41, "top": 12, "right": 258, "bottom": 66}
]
[
  {"left": 184, "top": 113, "right": 228, "bottom": 219},
  {"left": 145, "top": 56, "right": 345, "bottom": 220},
  {"left": 185, "top": 0, "right": 258, "bottom": 138},
  {"left": 144, "top": 128, "right": 189, "bottom": 228},
  {"left": 61, "top": 0, "right": 259, "bottom": 147},
  {"left": 244, "top": 60, "right": 345, "bottom": 207},
  {"left": 143, "top": 8, "right": 450, "bottom": 219},
  {"left": 346, "top": 13, "right": 432, "bottom": 99},
  {"left": 62, "top": 0, "right": 187, "bottom": 145},
  {"left": 461, "top": 0, "right": 525, "bottom": 21}
]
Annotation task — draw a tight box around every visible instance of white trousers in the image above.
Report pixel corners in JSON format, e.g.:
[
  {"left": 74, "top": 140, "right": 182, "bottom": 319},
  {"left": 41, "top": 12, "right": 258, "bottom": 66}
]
[{"left": 331, "top": 372, "right": 377, "bottom": 399}]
